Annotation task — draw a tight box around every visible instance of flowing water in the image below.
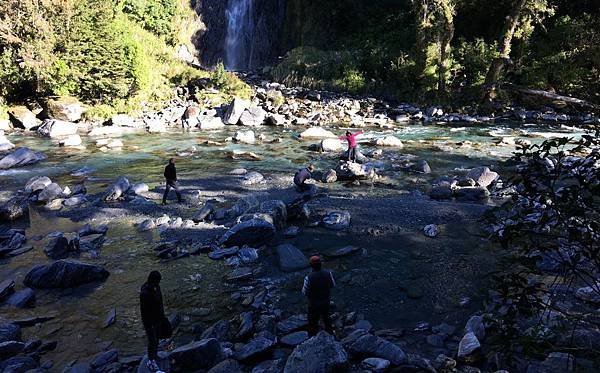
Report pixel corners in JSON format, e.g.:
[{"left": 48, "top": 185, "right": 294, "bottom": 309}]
[
  {"left": 0, "top": 122, "right": 589, "bottom": 366},
  {"left": 225, "top": 0, "right": 254, "bottom": 70}
]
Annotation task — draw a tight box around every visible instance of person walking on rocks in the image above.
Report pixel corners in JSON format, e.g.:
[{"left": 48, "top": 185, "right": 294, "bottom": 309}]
[
  {"left": 302, "top": 255, "right": 336, "bottom": 336},
  {"left": 294, "top": 164, "right": 315, "bottom": 192},
  {"left": 162, "top": 157, "right": 182, "bottom": 205},
  {"left": 140, "top": 271, "right": 167, "bottom": 372},
  {"left": 339, "top": 130, "right": 363, "bottom": 162}
]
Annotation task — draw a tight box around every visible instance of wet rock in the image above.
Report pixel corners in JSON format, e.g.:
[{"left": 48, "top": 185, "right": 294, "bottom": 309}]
[
  {"left": 322, "top": 211, "right": 351, "bottom": 230},
  {"left": 267, "top": 114, "right": 287, "bottom": 126},
  {"left": 219, "top": 218, "right": 276, "bottom": 247},
  {"left": 192, "top": 203, "right": 214, "bottom": 223},
  {"left": 58, "top": 134, "right": 83, "bottom": 147},
  {"left": 322, "top": 169, "right": 337, "bottom": 183},
  {"left": 423, "top": 224, "right": 439, "bottom": 237},
  {"left": 0, "top": 147, "right": 46, "bottom": 169},
  {"left": 457, "top": 332, "right": 480, "bottom": 363},
  {"left": 37, "top": 119, "right": 78, "bottom": 138},
  {"left": 0, "top": 134, "right": 14, "bottom": 152},
  {"left": 0, "top": 356, "right": 38, "bottom": 372},
  {"left": 24, "top": 260, "right": 109, "bottom": 288},
  {"left": 320, "top": 138, "right": 344, "bottom": 152},
  {"left": 208, "top": 359, "right": 242, "bottom": 373},
  {"left": 324, "top": 246, "right": 360, "bottom": 258},
  {"left": 277, "top": 315, "right": 308, "bottom": 334},
  {"left": 361, "top": 357, "right": 390, "bottom": 372},
  {"left": 91, "top": 349, "right": 118, "bottom": 370},
  {"left": 276, "top": 244, "right": 308, "bottom": 272},
  {"left": 238, "top": 247, "right": 259, "bottom": 264},
  {"left": 46, "top": 96, "right": 83, "bottom": 122},
  {"left": 103, "top": 176, "right": 130, "bottom": 202},
  {"left": 454, "top": 186, "right": 490, "bottom": 201},
  {"left": 411, "top": 160, "right": 431, "bottom": 174},
  {"left": 466, "top": 167, "right": 498, "bottom": 188},
  {"left": 374, "top": 136, "right": 403, "bottom": 147},
  {"left": 0, "top": 323, "right": 21, "bottom": 343},
  {"left": 234, "top": 130, "right": 256, "bottom": 144},
  {"left": 7, "top": 106, "right": 37, "bottom": 130},
  {"left": 138, "top": 219, "right": 156, "bottom": 232},
  {"left": 0, "top": 196, "right": 28, "bottom": 222},
  {"left": 240, "top": 106, "right": 267, "bottom": 126},
  {"left": 465, "top": 315, "right": 485, "bottom": 341},
  {"left": 241, "top": 171, "right": 264, "bottom": 185},
  {"left": 224, "top": 98, "right": 251, "bottom": 125},
  {"left": 5, "top": 288, "right": 35, "bottom": 308},
  {"left": 299, "top": 127, "right": 337, "bottom": 139},
  {"left": 280, "top": 331, "right": 309, "bottom": 347},
  {"left": 44, "top": 236, "right": 71, "bottom": 259},
  {"left": 348, "top": 334, "right": 407, "bottom": 365},
  {"left": 230, "top": 150, "right": 262, "bottom": 160},
  {"left": 25, "top": 176, "right": 52, "bottom": 193},
  {"left": 284, "top": 331, "right": 348, "bottom": 373},
  {"left": 169, "top": 338, "right": 222, "bottom": 370},
  {"left": 64, "top": 195, "right": 86, "bottom": 207},
  {"left": 209, "top": 247, "right": 239, "bottom": 260},
  {"left": 234, "top": 335, "right": 275, "bottom": 361},
  {"left": 38, "top": 183, "right": 63, "bottom": 203},
  {"left": 0, "top": 279, "right": 15, "bottom": 301}
]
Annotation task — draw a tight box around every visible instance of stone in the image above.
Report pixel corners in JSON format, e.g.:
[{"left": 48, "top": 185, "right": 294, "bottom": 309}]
[
  {"left": 277, "top": 314, "right": 309, "bottom": 334},
  {"left": 208, "top": 359, "right": 242, "bottom": 373},
  {"left": 299, "top": 127, "right": 337, "bottom": 139},
  {"left": 199, "top": 116, "right": 226, "bottom": 130},
  {"left": 37, "top": 119, "right": 78, "bottom": 138},
  {"left": 234, "top": 129, "right": 256, "bottom": 144},
  {"left": 131, "top": 183, "right": 149, "bottom": 195},
  {"left": 192, "top": 203, "right": 214, "bottom": 223},
  {"left": 103, "top": 308, "right": 117, "bottom": 328},
  {"left": 238, "top": 247, "right": 259, "bottom": 264},
  {"left": 241, "top": 171, "right": 264, "bottom": 185},
  {"left": 225, "top": 267, "right": 253, "bottom": 282},
  {"left": 325, "top": 246, "right": 360, "bottom": 258},
  {"left": 426, "top": 334, "right": 445, "bottom": 347},
  {"left": 454, "top": 186, "right": 490, "bottom": 201},
  {"left": 354, "top": 320, "right": 373, "bottom": 332},
  {"left": 423, "top": 224, "right": 439, "bottom": 237},
  {"left": 169, "top": 339, "right": 222, "bottom": 370},
  {"left": 209, "top": 247, "right": 239, "bottom": 260},
  {"left": 38, "top": 183, "right": 63, "bottom": 203},
  {"left": 412, "top": 160, "right": 431, "bottom": 174},
  {"left": 266, "top": 114, "right": 287, "bottom": 126},
  {"left": 111, "top": 114, "right": 137, "bottom": 127},
  {"left": 201, "top": 319, "right": 231, "bottom": 341},
  {"left": 0, "top": 279, "right": 15, "bottom": 301},
  {"left": 0, "top": 134, "right": 14, "bottom": 152},
  {"left": 236, "top": 311, "right": 254, "bottom": 339},
  {"left": 374, "top": 136, "right": 403, "bottom": 147},
  {"left": 465, "top": 315, "right": 485, "bottom": 341},
  {"left": 322, "top": 211, "right": 351, "bottom": 230},
  {"left": 0, "top": 356, "right": 38, "bottom": 371},
  {"left": 457, "top": 332, "right": 480, "bottom": 362},
  {"left": 219, "top": 218, "right": 276, "bottom": 247},
  {"left": 0, "top": 147, "right": 46, "bottom": 169},
  {"left": 46, "top": 97, "right": 83, "bottom": 122},
  {"left": 430, "top": 184, "right": 453, "bottom": 200},
  {"left": 0, "top": 196, "right": 28, "bottom": 221},
  {"left": 281, "top": 331, "right": 309, "bottom": 347},
  {"left": 348, "top": 334, "right": 407, "bottom": 365},
  {"left": 361, "top": 357, "right": 390, "bottom": 373},
  {"left": 91, "top": 349, "right": 118, "bottom": 370},
  {"left": 146, "top": 119, "right": 167, "bottom": 133},
  {"left": 0, "top": 341, "right": 25, "bottom": 360},
  {"left": 240, "top": 106, "right": 267, "bottom": 126},
  {"left": 23, "top": 260, "right": 109, "bottom": 288},
  {"left": 466, "top": 167, "right": 498, "bottom": 188},
  {"left": 0, "top": 323, "right": 21, "bottom": 343},
  {"left": 78, "top": 233, "right": 105, "bottom": 252},
  {"left": 5, "top": 288, "right": 35, "bottom": 308},
  {"left": 43, "top": 236, "right": 71, "bottom": 259},
  {"left": 575, "top": 284, "right": 600, "bottom": 304},
  {"left": 58, "top": 134, "right": 83, "bottom": 147},
  {"left": 276, "top": 244, "right": 308, "bottom": 272},
  {"left": 8, "top": 106, "right": 37, "bottom": 130},
  {"left": 260, "top": 199, "right": 287, "bottom": 229},
  {"left": 0, "top": 119, "right": 10, "bottom": 131},
  {"left": 321, "top": 138, "right": 345, "bottom": 152},
  {"left": 103, "top": 176, "right": 130, "bottom": 201},
  {"left": 284, "top": 332, "right": 348, "bottom": 373},
  {"left": 224, "top": 98, "right": 251, "bottom": 125},
  {"left": 234, "top": 336, "right": 275, "bottom": 361},
  {"left": 335, "top": 161, "right": 369, "bottom": 180},
  {"left": 138, "top": 219, "right": 156, "bottom": 232},
  {"left": 323, "top": 169, "right": 337, "bottom": 183}
]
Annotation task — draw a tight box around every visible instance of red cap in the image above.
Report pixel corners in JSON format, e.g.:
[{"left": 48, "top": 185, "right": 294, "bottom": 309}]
[{"left": 309, "top": 255, "right": 321, "bottom": 265}]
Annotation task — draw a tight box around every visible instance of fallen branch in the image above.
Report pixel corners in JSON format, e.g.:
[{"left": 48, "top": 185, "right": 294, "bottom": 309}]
[{"left": 499, "top": 82, "right": 600, "bottom": 112}]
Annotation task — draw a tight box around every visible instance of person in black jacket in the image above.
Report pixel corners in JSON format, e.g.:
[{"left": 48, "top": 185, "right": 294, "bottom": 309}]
[
  {"left": 294, "top": 164, "right": 315, "bottom": 192},
  {"left": 162, "top": 158, "right": 182, "bottom": 205},
  {"left": 302, "top": 255, "right": 336, "bottom": 336},
  {"left": 140, "top": 271, "right": 165, "bottom": 371}
]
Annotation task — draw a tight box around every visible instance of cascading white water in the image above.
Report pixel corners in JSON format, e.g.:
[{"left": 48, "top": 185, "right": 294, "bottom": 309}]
[{"left": 225, "top": 0, "right": 255, "bottom": 70}]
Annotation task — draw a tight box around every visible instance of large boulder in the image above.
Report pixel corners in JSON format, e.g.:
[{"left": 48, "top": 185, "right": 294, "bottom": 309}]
[
  {"left": 218, "top": 218, "right": 276, "bottom": 247},
  {"left": 466, "top": 167, "right": 498, "bottom": 188},
  {"left": 223, "top": 98, "right": 250, "bottom": 125},
  {"left": 259, "top": 200, "right": 287, "bottom": 229},
  {"left": 0, "top": 134, "right": 14, "bottom": 152},
  {"left": 111, "top": 114, "right": 138, "bottom": 127},
  {"left": 374, "top": 136, "right": 403, "bottom": 147},
  {"left": 23, "top": 260, "right": 109, "bottom": 289},
  {"left": 37, "top": 119, "right": 78, "bottom": 138},
  {"left": 0, "top": 147, "right": 46, "bottom": 169},
  {"left": 335, "top": 161, "right": 369, "bottom": 180},
  {"left": 454, "top": 186, "right": 490, "bottom": 201},
  {"left": 169, "top": 339, "right": 222, "bottom": 371},
  {"left": 25, "top": 176, "right": 52, "bottom": 193},
  {"left": 320, "top": 138, "right": 344, "bottom": 152},
  {"left": 7, "top": 106, "right": 37, "bottom": 130},
  {"left": 0, "top": 196, "right": 29, "bottom": 221},
  {"left": 43, "top": 236, "right": 71, "bottom": 259},
  {"left": 299, "top": 127, "right": 337, "bottom": 139},
  {"left": 59, "top": 134, "right": 83, "bottom": 147},
  {"left": 240, "top": 106, "right": 267, "bottom": 126},
  {"left": 276, "top": 244, "right": 308, "bottom": 272},
  {"left": 37, "top": 183, "right": 63, "bottom": 203},
  {"left": 234, "top": 130, "right": 256, "bottom": 144},
  {"left": 348, "top": 334, "right": 407, "bottom": 365},
  {"left": 103, "top": 176, "right": 130, "bottom": 202},
  {"left": 46, "top": 97, "right": 84, "bottom": 122},
  {"left": 199, "top": 116, "right": 226, "bottom": 130},
  {"left": 284, "top": 332, "right": 349, "bottom": 373},
  {"left": 234, "top": 335, "right": 276, "bottom": 362}
]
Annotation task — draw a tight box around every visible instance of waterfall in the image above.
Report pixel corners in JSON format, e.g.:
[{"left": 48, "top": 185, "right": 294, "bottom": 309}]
[{"left": 225, "top": 0, "right": 255, "bottom": 70}]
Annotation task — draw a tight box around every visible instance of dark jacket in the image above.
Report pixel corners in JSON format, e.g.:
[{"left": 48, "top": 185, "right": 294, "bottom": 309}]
[
  {"left": 302, "top": 269, "right": 335, "bottom": 306},
  {"left": 294, "top": 168, "right": 311, "bottom": 186},
  {"left": 140, "top": 282, "right": 165, "bottom": 328},
  {"left": 164, "top": 163, "right": 177, "bottom": 182}
]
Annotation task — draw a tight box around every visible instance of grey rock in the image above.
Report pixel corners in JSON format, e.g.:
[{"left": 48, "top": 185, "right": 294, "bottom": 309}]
[
  {"left": 103, "top": 308, "right": 117, "bottom": 328},
  {"left": 240, "top": 106, "right": 267, "bottom": 126},
  {"left": 25, "top": 176, "right": 52, "bottom": 193},
  {"left": 0, "top": 196, "right": 29, "bottom": 222},
  {"left": 169, "top": 338, "right": 222, "bottom": 370},
  {"left": 276, "top": 244, "right": 308, "bottom": 272},
  {"left": 412, "top": 160, "right": 431, "bottom": 174},
  {"left": 238, "top": 246, "right": 259, "bottom": 264},
  {"left": 46, "top": 97, "right": 83, "bottom": 122},
  {"left": 192, "top": 203, "right": 214, "bottom": 223},
  {"left": 466, "top": 167, "right": 498, "bottom": 188},
  {"left": 423, "top": 224, "right": 439, "bottom": 237},
  {"left": 209, "top": 247, "right": 239, "bottom": 260},
  {"left": 77, "top": 233, "right": 105, "bottom": 252},
  {"left": 38, "top": 183, "right": 63, "bottom": 203},
  {"left": 0, "top": 356, "right": 38, "bottom": 372},
  {"left": 322, "top": 211, "right": 351, "bottom": 230},
  {"left": 5, "top": 288, "right": 35, "bottom": 308},
  {"left": 361, "top": 357, "right": 390, "bottom": 373},
  {"left": 0, "top": 323, "right": 21, "bottom": 343},
  {"left": 335, "top": 161, "right": 368, "bottom": 180},
  {"left": 208, "top": 359, "right": 242, "bottom": 373},
  {"left": 137, "top": 219, "right": 155, "bottom": 232},
  {"left": 259, "top": 200, "right": 287, "bottom": 229},
  {"left": 201, "top": 320, "right": 231, "bottom": 341},
  {"left": 7, "top": 106, "right": 37, "bottom": 130},
  {"left": 251, "top": 359, "right": 284, "bottom": 373},
  {"left": 348, "top": 334, "right": 407, "bottom": 365},
  {"left": 234, "top": 336, "right": 275, "bottom": 361},
  {"left": 241, "top": 171, "right": 264, "bottom": 185},
  {"left": 0, "top": 341, "right": 25, "bottom": 360},
  {"left": 91, "top": 349, "right": 118, "bottom": 370},
  {"left": 280, "top": 331, "right": 309, "bottom": 347},
  {"left": 219, "top": 218, "right": 276, "bottom": 247},
  {"left": 0, "top": 147, "right": 46, "bottom": 169},
  {"left": 322, "top": 169, "right": 337, "bottom": 183},
  {"left": 324, "top": 245, "right": 360, "bottom": 258},
  {"left": 103, "top": 176, "right": 130, "bottom": 202},
  {"left": 454, "top": 186, "right": 490, "bottom": 201},
  {"left": 457, "top": 332, "right": 480, "bottom": 362},
  {"left": 284, "top": 331, "right": 348, "bottom": 373},
  {"left": 24, "top": 260, "right": 109, "bottom": 288},
  {"left": 277, "top": 314, "right": 308, "bottom": 334},
  {"left": 236, "top": 312, "right": 254, "bottom": 339},
  {"left": 44, "top": 236, "right": 71, "bottom": 259},
  {"left": 0, "top": 279, "right": 15, "bottom": 301},
  {"left": 465, "top": 315, "right": 485, "bottom": 341},
  {"left": 223, "top": 98, "right": 250, "bottom": 125},
  {"left": 37, "top": 119, "right": 77, "bottom": 138},
  {"left": 430, "top": 184, "right": 453, "bottom": 200}
]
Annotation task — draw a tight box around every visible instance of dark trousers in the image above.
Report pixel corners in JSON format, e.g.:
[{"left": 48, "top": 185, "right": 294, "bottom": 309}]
[
  {"left": 295, "top": 182, "right": 310, "bottom": 192},
  {"left": 348, "top": 146, "right": 357, "bottom": 161},
  {"left": 162, "top": 180, "right": 182, "bottom": 203},
  {"left": 308, "top": 302, "right": 333, "bottom": 336},
  {"left": 145, "top": 325, "right": 159, "bottom": 360}
]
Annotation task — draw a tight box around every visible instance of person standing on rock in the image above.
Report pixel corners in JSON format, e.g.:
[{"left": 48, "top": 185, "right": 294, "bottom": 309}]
[
  {"left": 302, "top": 255, "right": 336, "bottom": 336},
  {"left": 339, "top": 130, "right": 363, "bottom": 162},
  {"left": 140, "top": 271, "right": 166, "bottom": 372},
  {"left": 294, "top": 164, "right": 315, "bottom": 192},
  {"left": 162, "top": 158, "right": 182, "bottom": 205}
]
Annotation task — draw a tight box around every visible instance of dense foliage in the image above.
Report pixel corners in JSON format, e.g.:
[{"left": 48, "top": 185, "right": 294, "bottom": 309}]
[{"left": 276, "top": 0, "right": 600, "bottom": 105}]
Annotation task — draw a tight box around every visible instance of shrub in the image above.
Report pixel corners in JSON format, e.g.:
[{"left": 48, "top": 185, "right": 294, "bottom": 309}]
[
  {"left": 210, "top": 62, "right": 253, "bottom": 99},
  {"left": 454, "top": 38, "right": 498, "bottom": 87}
]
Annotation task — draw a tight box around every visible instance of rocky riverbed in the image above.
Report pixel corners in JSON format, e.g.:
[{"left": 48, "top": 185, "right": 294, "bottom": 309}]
[{"left": 0, "top": 80, "right": 597, "bottom": 372}]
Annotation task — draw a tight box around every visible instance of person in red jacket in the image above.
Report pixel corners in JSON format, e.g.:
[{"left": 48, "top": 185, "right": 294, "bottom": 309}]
[{"left": 339, "top": 130, "right": 363, "bottom": 161}]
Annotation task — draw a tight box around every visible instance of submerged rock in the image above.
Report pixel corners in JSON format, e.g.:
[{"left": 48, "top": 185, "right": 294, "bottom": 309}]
[
  {"left": 0, "top": 147, "right": 46, "bottom": 169},
  {"left": 24, "top": 260, "right": 109, "bottom": 288},
  {"left": 284, "top": 332, "right": 349, "bottom": 373}
]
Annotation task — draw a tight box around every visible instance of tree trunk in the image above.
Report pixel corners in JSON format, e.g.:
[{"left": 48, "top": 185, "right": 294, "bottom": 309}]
[
  {"left": 414, "top": 0, "right": 430, "bottom": 84},
  {"left": 436, "top": 0, "right": 454, "bottom": 96}
]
